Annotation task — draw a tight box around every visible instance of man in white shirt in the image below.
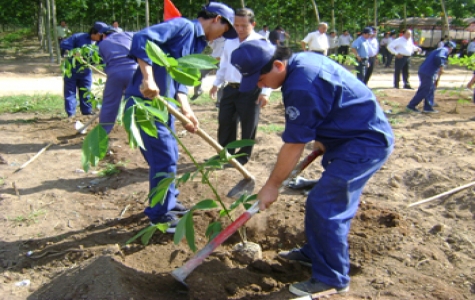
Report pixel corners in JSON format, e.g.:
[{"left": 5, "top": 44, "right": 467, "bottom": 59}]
[
  {"left": 301, "top": 22, "right": 329, "bottom": 55},
  {"left": 327, "top": 31, "right": 339, "bottom": 56},
  {"left": 387, "top": 29, "right": 421, "bottom": 89},
  {"left": 384, "top": 31, "right": 397, "bottom": 67},
  {"left": 364, "top": 27, "right": 379, "bottom": 84},
  {"left": 379, "top": 32, "right": 390, "bottom": 66},
  {"left": 112, "top": 21, "right": 123, "bottom": 32},
  {"left": 209, "top": 8, "right": 271, "bottom": 165},
  {"left": 337, "top": 30, "right": 353, "bottom": 57},
  {"left": 257, "top": 25, "right": 270, "bottom": 39}
]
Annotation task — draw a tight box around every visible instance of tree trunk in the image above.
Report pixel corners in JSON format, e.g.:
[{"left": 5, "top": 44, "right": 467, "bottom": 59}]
[
  {"left": 38, "top": 0, "right": 44, "bottom": 43},
  {"left": 440, "top": 0, "right": 449, "bottom": 39},
  {"left": 50, "top": 0, "right": 61, "bottom": 64},
  {"left": 45, "top": 0, "right": 53, "bottom": 62},
  {"left": 330, "top": 0, "right": 335, "bottom": 30},
  {"left": 403, "top": 2, "right": 407, "bottom": 30},
  {"left": 145, "top": 0, "right": 150, "bottom": 27},
  {"left": 374, "top": 0, "right": 378, "bottom": 28},
  {"left": 240, "top": 0, "right": 245, "bottom": 8},
  {"left": 310, "top": 0, "right": 320, "bottom": 24}
]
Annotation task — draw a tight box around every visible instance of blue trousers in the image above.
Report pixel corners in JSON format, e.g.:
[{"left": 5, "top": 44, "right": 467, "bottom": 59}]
[
  {"left": 407, "top": 73, "right": 435, "bottom": 111},
  {"left": 63, "top": 73, "right": 92, "bottom": 116},
  {"left": 125, "top": 97, "right": 179, "bottom": 223},
  {"left": 301, "top": 144, "right": 393, "bottom": 289},
  {"left": 100, "top": 68, "right": 136, "bottom": 133}
]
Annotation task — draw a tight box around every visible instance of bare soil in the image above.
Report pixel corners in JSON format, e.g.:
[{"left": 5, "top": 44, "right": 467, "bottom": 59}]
[{"left": 0, "top": 39, "right": 474, "bottom": 300}]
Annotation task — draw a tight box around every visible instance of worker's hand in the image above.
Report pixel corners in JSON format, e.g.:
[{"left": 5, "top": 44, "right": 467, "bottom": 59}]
[
  {"left": 257, "top": 184, "right": 279, "bottom": 211},
  {"left": 140, "top": 79, "right": 160, "bottom": 99},
  {"left": 181, "top": 107, "right": 199, "bottom": 133},
  {"left": 209, "top": 86, "right": 218, "bottom": 100},
  {"left": 256, "top": 94, "right": 268, "bottom": 108},
  {"left": 356, "top": 55, "right": 361, "bottom": 62}
]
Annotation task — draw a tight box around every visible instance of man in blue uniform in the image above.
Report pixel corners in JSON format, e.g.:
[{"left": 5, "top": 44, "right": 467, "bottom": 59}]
[
  {"left": 98, "top": 28, "right": 138, "bottom": 133},
  {"left": 61, "top": 22, "right": 109, "bottom": 117},
  {"left": 351, "top": 27, "right": 372, "bottom": 83},
  {"left": 231, "top": 40, "right": 394, "bottom": 296},
  {"left": 124, "top": 2, "right": 237, "bottom": 233},
  {"left": 406, "top": 41, "right": 455, "bottom": 114}
]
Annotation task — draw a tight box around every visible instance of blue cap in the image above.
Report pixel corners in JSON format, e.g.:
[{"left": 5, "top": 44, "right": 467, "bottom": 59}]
[
  {"left": 203, "top": 2, "right": 237, "bottom": 39},
  {"left": 444, "top": 41, "right": 456, "bottom": 48},
  {"left": 231, "top": 39, "right": 276, "bottom": 92},
  {"left": 93, "top": 21, "right": 110, "bottom": 34},
  {"left": 362, "top": 27, "right": 373, "bottom": 35}
]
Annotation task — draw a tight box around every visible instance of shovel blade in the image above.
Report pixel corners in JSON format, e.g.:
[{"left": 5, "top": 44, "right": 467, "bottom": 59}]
[{"left": 227, "top": 178, "right": 255, "bottom": 198}]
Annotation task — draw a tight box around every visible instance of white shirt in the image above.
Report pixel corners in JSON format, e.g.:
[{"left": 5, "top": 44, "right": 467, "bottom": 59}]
[
  {"left": 210, "top": 37, "right": 225, "bottom": 58},
  {"left": 387, "top": 36, "right": 420, "bottom": 56},
  {"left": 302, "top": 31, "right": 329, "bottom": 52},
  {"left": 380, "top": 37, "right": 389, "bottom": 47},
  {"left": 367, "top": 37, "right": 379, "bottom": 57},
  {"left": 338, "top": 34, "right": 353, "bottom": 46},
  {"left": 213, "top": 31, "right": 271, "bottom": 96},
  {"left": 468, "top": 41, "right": 475, "bottom": 52},
  {"left": 257, "top": 30, "right": 270, "bottom": 39},
  {"left": 328, "top": 35, "right": 339, "bottom": 49}
]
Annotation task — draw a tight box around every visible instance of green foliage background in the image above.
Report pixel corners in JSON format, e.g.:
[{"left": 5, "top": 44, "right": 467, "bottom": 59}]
[{"left": 2, "top": 0, "right": 475, "bottom": 47}]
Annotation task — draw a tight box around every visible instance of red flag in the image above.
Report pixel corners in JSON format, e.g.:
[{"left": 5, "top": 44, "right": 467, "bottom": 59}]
[{"left": 164, "top": 0, "right": 181, "bottom": 21}]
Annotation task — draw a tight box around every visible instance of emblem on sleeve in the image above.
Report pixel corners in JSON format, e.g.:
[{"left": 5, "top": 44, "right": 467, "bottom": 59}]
[{"left": 286, "top": 106, "right": 300, "bottom": 120}]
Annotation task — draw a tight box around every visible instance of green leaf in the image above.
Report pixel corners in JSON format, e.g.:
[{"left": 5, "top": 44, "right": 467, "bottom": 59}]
[
  {"left": 177, "top": 54, "right": 218, "bottom": 70},
  {"left": 116, "top": 99, "right": 126, "bottom": 126},
  {"left": 205, "top": 221, "right": 222, "bottom": 241},
  {"left": 123, "top": 106, "right": 145, "bottom": 149},
  {"left": 165, "top": 56, "right": 178, "bottom": 67},
  {"left": 225, "top": 139, "right": 255, "bottom": 149},
  {"left": 150, "top": 177, "right": 174, "bottom": 207},
  {"left": 185, "top": 213, "right": 196, "bottom": 252},
  {"left": 126, "top": 225, "right": 154, "bottom": 244},
  {"left": 176, "top": 172, "right": 191, "bottom": 186},
  {"left": 192, "top": 199, "right": 218, "bottom": 210},
  {"left": 136, "top": 106, "right": 158, "bottom": 138},
  {"left": 173, "top": 212, "right": 189, "bottom": 245},
  {"left": 145, "top": 41, "right": 170, "bottom": 68},
  {"left": 156, "top": 223, "right": 169, "bottom": 233},
  {"left": 81, "top": 125, "right": 108, "bottom": 172},
  {"left": 145, "top": 104, "right": 168, "bottom": 123},
  {"left": 141, "top": 225, "right": 157, "bottom": 245},
  {"left": 169, "top": 68, "right": 200, "bottom": 86}
]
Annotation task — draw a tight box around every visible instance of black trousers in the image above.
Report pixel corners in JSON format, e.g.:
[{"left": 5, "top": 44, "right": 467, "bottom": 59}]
[
  {"left": 364, "top": 56, "right": 376, "bottom": 84},
  {"left": 338, "top": 45, "right": 349, "bottom": 55},
  {"left": 380, "top": 46, "right": 388, "bottom": 64},
  {"left": 355, "top": 58, "right": 368, "bottom": 83},
  {"left": 218, "top": 85, "right": 261, "bottom": 164},
  {"left": 394, "top": 56, "right": 411, "bottom": 88}
]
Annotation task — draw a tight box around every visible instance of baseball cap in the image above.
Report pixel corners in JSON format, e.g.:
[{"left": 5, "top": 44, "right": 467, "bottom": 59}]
[
  {"left": 203, "top": 2, "right": 237, "bottom": 39},
  {"left": 444, "top": 41, "right": 456, "bottom": 48},
  {"left": 362, "top": 27, "right": 374, "bottom": 35},
  {"left": 231, "top": 39, "right": 276, "bottom": 92},
  {"left": 93, "top": 21, "right": 110, "bottom": 34}
]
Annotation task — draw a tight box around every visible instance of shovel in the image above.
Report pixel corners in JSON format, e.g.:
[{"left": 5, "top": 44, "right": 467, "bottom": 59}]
[{"left": 171, "top": 148, "right": 323, "bottom": 286}]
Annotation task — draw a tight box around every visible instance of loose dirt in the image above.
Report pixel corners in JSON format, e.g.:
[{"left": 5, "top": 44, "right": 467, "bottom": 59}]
[{"left": 0, "top": 40, "right": 474, "bottom": 300}]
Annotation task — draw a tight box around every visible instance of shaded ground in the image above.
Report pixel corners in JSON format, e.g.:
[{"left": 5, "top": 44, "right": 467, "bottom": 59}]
[{"left": 0, "top": 37, "right": 474, "bottom": 300}]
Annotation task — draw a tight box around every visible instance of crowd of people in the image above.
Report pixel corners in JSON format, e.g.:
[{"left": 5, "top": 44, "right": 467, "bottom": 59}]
[{"left": 56, "top": 2, "right": 473, "bottom": 297}]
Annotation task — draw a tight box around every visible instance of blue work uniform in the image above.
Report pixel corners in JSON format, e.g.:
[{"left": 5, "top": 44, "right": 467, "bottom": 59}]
[
  {"left": 407, "top": 47, "right": 449, "bottom": 111},
  {"left": 281, "top": 52, "right": 394, "bottom": 289},
  {"left": 98, "top": 32, "right": 138, "bottom": 133},
  {"left": 60, "top": 33, "right": 94, "bottom": 116},
  {"left": 351, "top": 36, "right": 370, "bottom": 83},
  {"left": 124, "top": 18, "right": 207, "bottom": 224}
]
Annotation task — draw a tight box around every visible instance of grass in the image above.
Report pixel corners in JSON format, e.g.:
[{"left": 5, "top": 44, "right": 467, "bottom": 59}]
[
  {"left": 259, "top": 123, "right": 285, "bottom": 133},
  {"left": 10, "top": 209, "right": 46, "bottom": 225},
  {"left": 388, "top": 117, "right": 404, "bottom": 125},
  {"left": 0, "top": 94, "right": 64, "bottom": 114},
  {"left": 98, "top": 162, "right": 125, "bottom": 177}
]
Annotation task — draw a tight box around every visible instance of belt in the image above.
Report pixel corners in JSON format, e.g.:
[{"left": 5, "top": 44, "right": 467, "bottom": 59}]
[
  {"left": 311, "top": 50, "right": 325, "bottom": 54},
  {"left": 227, "top": 82, "right": 240, "bottom": 89}
]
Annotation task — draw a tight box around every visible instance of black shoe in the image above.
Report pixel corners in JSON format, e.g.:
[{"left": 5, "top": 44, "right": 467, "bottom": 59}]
[
  {"left": 406, "top": 106, "right": 421, "bottom": 113},
  {"left": 403, "top": 85, "right": 414, "bottom": 90},
  {"left": 432, "top": 102, "right": 439, "bottom": 107},
  {"left": 278, "top": 248, "right": 312, "bottom": 267},
  {"left": 150, "top": 214, "right": 180, "bottom": 234},
  {"left": 170, "top": 201, "right": 190, "bottom": 216},
  {"left": 289, "top": 278, "right": 349, "bottom": 296}
]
